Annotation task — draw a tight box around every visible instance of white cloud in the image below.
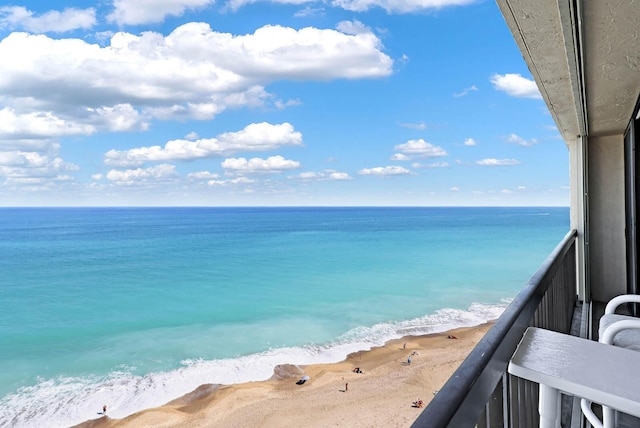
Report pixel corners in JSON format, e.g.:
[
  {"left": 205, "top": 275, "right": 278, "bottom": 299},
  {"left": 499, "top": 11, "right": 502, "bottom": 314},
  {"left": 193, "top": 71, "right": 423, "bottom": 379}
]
[
  {"left": 227, "top": 0, "right": 475, "bottom": 13},
  {"left": 274, "top": 99, "right": 302, "bottom": 109},
  {"left": 106, "top": 164, "right": 177, "bottom": 185},
  {"left": 294, "top": 6, "right": 325, "bottom": 17},
  {"left": 0, "top": 23, "right": 392, "bottom": 144},
  {"left": 490, "top": 73, "right": 542, "bottom": 99},
  {"left": 464, "top": 138, "right": 477, "bottom": 146},
  {"left": 427, "top": 162, "right": 449, "bottom": 168},
  {"left": 501, "top": 189, "right": 512, "bottom": 194},
  {"left": 453, "top": 85, "right": 478, "bottom": 97},
  {"left": 0, "top": 6, "right": 96, "bottom": 33},
  {"left": 390, "top": 153, "right": 410, "bottom": 161},
  {"left": 208, "top": 176, "right": 256, "bottom": 186},
  {"left": 0, "top": 149, "right": 79, "bottom": 186},
  {"left": 104, "top": 122, "right": 303, "bottom": 167},
  {"left": 506, "top": 133, "right": 538, "bottom": 147},
  {"left": 517, "top": 186, "right": 526, "bottom": 190},
  {"left": 330, "top": 0, "right": 476, "bottom": 13},
  {"left": 185, "top": 131, "right": 199, "bottom": 140},
  {"left": 88, "top": 104, "right": 150, "bottom": 132},
  {"left": 476, "top": 158, "right": 521, "bottom": 166},
  {"left": 298, "top": 171, "right": 318, "bottom": 179},
  {"left": 187, "top": 171, "right": 220, "bottom": 180},
  {"left": 233, "top": 24, "right": 392, "bottom": 79},
  {"left": 358, "top": 165, "right": 411, "bottom": 176},
  {"left": 394, "top": 139, "right": 448, "bottom": 158},
  {"left": 0, "top": 138, "right": 54, "bottom": 152},
  {"left": 0, "top": 104, "right": 147, "bottom": 148},
  {"left": 336, "top": 20, "right": 370, "bottom": 35},
  {"left": 221, "top": 155, "right": 301, "bottom": 173},
  {"left": 0, "top": 108, "right": 96, "bottom": 140},
  {"left": 398, "top": 121, "right": 426, "bottom": 130},
  {"left": 215, "top": 122, "right": 303, "bottom": 151},
  {"left": 108, "top": 0, "right": 215, "bottom": 25},
  {"left": 228, "top": 0, "right": 312, "bottom": 11},
  {"left": 292, "top": 170, "right": 351, "bottom": 180},
  {"left": 412, "top": 161, "right": 449, "bottom": 168},
  {"left": 450, "top": 186, "right": 459, "bottom": 191},
  {"left": 329, "top": 172, "right": 351, "bottom": 180},
  {"left": 0, "top": 151, "right": 76, "bottom": 169}
]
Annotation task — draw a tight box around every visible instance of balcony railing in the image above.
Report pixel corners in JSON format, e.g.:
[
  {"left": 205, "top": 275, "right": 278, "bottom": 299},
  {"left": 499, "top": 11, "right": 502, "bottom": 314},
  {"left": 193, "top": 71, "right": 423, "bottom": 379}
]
[{"left": 413, "top": 229, "right": 578, "bottom": 428}]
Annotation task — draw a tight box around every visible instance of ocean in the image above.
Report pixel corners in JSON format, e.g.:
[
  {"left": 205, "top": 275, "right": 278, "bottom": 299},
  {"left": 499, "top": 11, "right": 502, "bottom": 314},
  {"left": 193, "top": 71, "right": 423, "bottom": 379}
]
[{"left": 0, "top": 207, "right": 569, "bottom": 427}]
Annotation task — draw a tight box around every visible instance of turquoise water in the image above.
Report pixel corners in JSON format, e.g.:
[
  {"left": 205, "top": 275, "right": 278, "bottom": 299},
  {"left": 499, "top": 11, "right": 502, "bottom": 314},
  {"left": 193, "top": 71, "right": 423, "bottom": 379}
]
[{"left": 0, "top": 207, "right": 569, "bottom": 427}]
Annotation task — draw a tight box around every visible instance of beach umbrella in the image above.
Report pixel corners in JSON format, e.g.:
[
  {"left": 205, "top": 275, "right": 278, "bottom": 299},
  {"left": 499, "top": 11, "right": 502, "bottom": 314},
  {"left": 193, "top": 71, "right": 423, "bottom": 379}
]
[{"left": 301, "top": 375, "right": 310, "bottom": 381}]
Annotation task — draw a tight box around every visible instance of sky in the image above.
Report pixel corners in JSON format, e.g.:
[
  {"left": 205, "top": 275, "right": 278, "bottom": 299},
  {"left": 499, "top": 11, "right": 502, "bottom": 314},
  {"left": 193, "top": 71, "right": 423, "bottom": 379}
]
[{"left": 0, "top": 0, "right": 569, "bottom": 207}]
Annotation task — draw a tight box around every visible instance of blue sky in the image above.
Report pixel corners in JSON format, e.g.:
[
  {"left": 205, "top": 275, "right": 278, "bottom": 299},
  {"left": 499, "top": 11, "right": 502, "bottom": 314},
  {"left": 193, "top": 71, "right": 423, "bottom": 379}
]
[{"left": 0, "top": 0, "right": 568, "bottom": 206}]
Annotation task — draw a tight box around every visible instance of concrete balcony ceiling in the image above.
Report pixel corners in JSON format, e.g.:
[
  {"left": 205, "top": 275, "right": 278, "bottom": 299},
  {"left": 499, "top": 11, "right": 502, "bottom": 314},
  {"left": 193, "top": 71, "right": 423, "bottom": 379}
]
[{"left": 496, "top": 0, "right": 640, "bottom": 140}]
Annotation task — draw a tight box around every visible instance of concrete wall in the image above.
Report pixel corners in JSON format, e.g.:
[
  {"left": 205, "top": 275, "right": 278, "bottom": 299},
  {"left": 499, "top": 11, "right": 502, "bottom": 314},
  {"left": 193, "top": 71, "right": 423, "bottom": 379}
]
[
  {"left": 588, "top": 134, "right": 627, "bottom": 301},
  {"left": 567, "top": 137, "right": 587, "bottom": 300}
]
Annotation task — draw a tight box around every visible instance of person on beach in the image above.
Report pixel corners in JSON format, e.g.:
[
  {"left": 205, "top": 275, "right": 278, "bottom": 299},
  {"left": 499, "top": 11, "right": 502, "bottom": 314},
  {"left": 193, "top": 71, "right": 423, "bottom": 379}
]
[
  {"left": 103, "top": 405, "right": 107, "bottom": 414},
  {"left": 403, "top": 343, "right": 406, "bottom": 349},
  {"left": 447, "top": 334, "right": 458, "bottom": 339},
  {"left": 345, "top": 382, "right": 348, "bottom": 391},
  {"left": 407, "top": 356, "right": 412, "bottom": 365}
]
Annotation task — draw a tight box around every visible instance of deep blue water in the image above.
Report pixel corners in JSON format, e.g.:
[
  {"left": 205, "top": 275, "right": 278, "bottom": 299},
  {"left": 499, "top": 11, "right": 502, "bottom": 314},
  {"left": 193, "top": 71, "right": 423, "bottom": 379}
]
[{"left": 0, "top": 206, "right": 569, "bottom": 427}]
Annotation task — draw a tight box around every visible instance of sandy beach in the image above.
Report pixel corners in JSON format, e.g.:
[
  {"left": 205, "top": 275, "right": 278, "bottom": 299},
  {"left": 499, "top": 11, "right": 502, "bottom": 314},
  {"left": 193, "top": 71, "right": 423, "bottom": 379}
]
[{"left": 75, "top": 322, "right": 492, "bottom": 428}]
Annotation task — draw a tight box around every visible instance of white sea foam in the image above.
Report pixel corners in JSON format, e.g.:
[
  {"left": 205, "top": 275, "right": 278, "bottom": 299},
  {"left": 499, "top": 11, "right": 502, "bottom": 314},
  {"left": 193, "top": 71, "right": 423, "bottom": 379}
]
[{"left": 0, "top": 301, "right": 509, "bottom": 428}]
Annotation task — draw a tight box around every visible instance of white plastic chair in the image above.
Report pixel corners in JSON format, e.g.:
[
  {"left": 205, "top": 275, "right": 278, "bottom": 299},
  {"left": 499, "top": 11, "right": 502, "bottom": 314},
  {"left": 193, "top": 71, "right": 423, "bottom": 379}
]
[{"left": 581, "top": 295, "right": 640, "bottom": 428}]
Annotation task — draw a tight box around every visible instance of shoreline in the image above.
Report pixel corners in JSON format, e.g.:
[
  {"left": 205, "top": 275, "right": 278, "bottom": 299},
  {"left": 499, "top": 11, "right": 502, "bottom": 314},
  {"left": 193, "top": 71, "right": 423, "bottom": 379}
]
[{"left": 75, "top": 322, "right": 494, "bottom": 428}]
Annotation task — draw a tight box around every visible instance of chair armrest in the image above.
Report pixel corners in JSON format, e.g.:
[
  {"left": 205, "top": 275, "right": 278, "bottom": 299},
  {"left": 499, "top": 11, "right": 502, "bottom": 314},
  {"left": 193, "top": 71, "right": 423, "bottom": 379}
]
[
  {"left": 604, "top": 295, "right": 640, "bottom": 314},
  {"left": 600, "top": 319, "right": 640, "bottom": 345},
  {"left": 580, "top": 398, "right": 604, "bottom": 428}
]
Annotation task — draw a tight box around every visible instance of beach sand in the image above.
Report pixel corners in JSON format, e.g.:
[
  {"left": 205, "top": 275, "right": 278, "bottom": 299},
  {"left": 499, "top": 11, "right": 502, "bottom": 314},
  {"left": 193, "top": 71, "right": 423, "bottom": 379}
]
[{"left": 75, "top": 322, "right": 493, "bottom": 428}]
